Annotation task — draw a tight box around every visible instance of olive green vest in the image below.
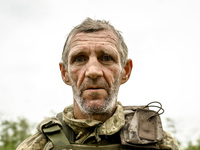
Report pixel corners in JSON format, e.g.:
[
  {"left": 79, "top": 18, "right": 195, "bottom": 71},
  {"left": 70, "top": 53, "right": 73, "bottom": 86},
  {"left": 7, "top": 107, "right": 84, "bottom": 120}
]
[{"left": 42, "top": 102, "right": 164, "bottom": 150}]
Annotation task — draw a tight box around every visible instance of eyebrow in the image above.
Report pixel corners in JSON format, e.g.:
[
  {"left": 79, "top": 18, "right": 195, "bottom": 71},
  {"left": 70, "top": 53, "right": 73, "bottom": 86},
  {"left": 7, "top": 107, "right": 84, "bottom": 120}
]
[
  {"left": 97, "top": 45, "right": 119, "bottom": 56},
  {"left": 68, "top": 44, "right": 119, "bottom": 61},
  {"left": 68, "top": 49, "right": 88, "bottom": 60}
]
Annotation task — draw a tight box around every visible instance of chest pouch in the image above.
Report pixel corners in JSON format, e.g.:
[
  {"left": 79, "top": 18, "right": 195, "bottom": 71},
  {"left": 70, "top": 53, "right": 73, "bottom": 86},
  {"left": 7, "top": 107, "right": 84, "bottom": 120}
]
[{"left": 120, "top": 101, "right": 164, "bottom": 149}]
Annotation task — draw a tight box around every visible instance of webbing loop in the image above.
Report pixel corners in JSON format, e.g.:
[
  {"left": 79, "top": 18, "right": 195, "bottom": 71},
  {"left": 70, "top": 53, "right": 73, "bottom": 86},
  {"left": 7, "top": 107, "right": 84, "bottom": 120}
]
[
  {"left": 143, "top": 101, "right": 164, "bottom": 121},
  {"left": 42, "top": 123, "right": 71, "bottom": 148}
]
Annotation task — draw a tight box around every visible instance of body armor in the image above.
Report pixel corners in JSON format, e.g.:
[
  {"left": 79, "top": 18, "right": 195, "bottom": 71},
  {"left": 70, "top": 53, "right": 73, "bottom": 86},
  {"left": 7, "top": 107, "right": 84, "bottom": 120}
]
[{"left": 41, "top": 102, "right": 165, "bottom": 150}]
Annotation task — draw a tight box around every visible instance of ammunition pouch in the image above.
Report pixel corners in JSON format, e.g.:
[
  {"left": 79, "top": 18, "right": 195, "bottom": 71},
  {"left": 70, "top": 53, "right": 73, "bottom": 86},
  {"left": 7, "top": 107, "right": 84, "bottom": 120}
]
[{"left": 120, "top": 102, "right": 164, "bottom": 149}]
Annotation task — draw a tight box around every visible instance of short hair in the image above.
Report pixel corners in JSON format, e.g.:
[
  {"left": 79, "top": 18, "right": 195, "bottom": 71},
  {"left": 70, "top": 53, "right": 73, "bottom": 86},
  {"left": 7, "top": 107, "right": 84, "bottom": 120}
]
[{"left": 62, "top": 18, "right": 128, "bottom": 70}]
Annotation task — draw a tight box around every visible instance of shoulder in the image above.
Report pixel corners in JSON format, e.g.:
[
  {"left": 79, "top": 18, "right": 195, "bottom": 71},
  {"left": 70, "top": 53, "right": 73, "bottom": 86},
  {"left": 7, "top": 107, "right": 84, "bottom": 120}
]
[
  {"left": 122, "top": 103, "right": 180, "bottom": 150},
  {"left": 159, "top": 131, "right": 180, "bottom": 150},
  {"left": 16, "top": 132, "right": 48, "bottom": 150},
  {"left": 17, "top": 116, "right": 61, "bottom": 150}
]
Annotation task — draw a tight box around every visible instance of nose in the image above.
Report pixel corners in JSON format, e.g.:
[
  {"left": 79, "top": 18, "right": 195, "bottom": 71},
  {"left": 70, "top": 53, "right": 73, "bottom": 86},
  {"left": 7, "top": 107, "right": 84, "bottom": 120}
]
[{"left": 85, "top": 58, "right": 103, "bottom": 79}]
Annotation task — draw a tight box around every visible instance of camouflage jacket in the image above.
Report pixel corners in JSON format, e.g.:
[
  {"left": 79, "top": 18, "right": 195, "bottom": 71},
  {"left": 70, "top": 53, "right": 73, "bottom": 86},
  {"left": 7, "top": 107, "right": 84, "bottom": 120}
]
[{"left": 17, "top": 103, "right": 180, "bottom": 150}]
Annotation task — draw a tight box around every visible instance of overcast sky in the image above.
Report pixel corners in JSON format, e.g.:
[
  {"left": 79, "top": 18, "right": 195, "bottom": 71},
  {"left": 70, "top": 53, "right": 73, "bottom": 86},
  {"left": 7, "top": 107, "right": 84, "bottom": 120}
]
[{"left": 0, "top": 0, "right": 200, "bottom": 147}]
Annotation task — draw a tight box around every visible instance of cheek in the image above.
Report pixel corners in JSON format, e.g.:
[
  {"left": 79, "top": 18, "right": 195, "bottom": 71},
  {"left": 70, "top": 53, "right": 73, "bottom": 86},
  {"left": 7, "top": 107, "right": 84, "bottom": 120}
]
[
  {"left": 69, "top": 66, "right": 85, "bottom": 88},
  {"left": 103, "top": 66, "right": 121, "bottom": 87}
]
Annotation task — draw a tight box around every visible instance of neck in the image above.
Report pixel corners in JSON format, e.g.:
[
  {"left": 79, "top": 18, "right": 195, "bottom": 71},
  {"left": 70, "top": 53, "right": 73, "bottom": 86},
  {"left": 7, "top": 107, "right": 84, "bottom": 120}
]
[{"left": 73, "top": 100, "right": 117, "bottom": 123}]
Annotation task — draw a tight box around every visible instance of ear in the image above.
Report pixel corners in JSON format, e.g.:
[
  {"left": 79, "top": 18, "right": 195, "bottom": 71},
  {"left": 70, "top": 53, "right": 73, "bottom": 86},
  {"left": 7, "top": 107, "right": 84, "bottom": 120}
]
[
  {"left": 59, "top": 62, "right": 71, "bottom": 85},
  {"left": 120, "top": 59, "right": 133, "bottom": 85}
]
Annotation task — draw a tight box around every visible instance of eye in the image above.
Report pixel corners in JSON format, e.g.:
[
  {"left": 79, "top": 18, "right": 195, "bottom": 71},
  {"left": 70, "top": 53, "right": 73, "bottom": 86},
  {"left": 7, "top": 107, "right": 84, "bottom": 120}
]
[
  {"left": 99, "top": 54, "right": 114, "bottom": 64},
  {"left": 102, "top": 54, "right": 113, "bottom": 61},
  {"left": 73, "top": 55, "right": 87, "bottom": 63}
]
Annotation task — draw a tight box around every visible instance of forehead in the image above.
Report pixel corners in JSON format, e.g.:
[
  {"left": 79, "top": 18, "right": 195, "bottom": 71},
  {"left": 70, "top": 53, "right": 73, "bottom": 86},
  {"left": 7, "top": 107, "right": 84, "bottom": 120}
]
[{"left": 68, "top": 30, "right": 119, "bottom": 53}]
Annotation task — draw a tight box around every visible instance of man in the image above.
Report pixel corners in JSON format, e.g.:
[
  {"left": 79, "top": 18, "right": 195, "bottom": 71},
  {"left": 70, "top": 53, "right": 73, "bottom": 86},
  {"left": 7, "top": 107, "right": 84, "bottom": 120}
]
[{"left": 17, "top": 18, "right": 179, "bottom": 150}]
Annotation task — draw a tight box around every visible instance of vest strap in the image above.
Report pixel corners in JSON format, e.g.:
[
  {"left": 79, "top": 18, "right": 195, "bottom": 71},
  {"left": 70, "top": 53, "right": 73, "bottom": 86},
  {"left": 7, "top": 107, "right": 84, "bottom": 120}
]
[
  {"left": 56, "top": 112, "right": 75, "bottom": 143},
  {"left": 42, "top": 122, "right": 71, "bottom": 148}
]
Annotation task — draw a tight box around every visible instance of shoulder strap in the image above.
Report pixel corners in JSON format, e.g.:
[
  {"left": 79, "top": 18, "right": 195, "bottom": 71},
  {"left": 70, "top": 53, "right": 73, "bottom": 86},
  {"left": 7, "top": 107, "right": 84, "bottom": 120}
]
[
  {"left": 56, "top": 112, "right": 75, "bottom": 143},
  {"left": 40, "top": 117, "right": 71, "bottom": 149}
]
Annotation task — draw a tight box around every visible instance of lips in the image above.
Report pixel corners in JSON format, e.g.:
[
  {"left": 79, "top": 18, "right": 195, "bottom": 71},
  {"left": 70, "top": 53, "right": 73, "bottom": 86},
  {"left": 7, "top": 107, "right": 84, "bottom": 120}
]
[
  {"left": 79, "top": 79, "right": 110, "bottom": 94},
  {"left": 85, "top": 87, "right": 105, "bottom": 90},
  {"left": 82, "top": 85, "right": 106, "bottom": 93}
]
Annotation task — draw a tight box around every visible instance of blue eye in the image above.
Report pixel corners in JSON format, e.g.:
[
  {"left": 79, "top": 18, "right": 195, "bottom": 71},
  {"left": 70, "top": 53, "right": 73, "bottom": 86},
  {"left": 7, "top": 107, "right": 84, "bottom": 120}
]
[
  {"left": 102, "top": 55, "right": 112, "bottom": 61},
  {"left": 76, "top": 57, "right": 84, "bottom": 62},
  {"left": 74, "top": 55, "right": 87, "bottom": 63}
]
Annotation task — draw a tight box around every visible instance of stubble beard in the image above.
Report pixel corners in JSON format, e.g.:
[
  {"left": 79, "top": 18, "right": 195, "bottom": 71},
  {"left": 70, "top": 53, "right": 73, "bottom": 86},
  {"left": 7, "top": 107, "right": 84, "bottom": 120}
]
[{"left": 69, "top": 76, "right": 121, "bottom": 115}]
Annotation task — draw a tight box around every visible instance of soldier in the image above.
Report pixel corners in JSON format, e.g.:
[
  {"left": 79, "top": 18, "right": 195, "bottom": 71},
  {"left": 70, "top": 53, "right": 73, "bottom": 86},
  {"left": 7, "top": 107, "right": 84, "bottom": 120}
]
[{"left": 17, "top": 18, "right": 180, "bottom": 150}]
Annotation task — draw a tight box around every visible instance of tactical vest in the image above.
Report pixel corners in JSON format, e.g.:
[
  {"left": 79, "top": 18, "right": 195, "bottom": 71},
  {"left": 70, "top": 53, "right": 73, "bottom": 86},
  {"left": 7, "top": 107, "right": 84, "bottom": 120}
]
[{"left": 41, "top": 102, "right": 164, "bottom": 150}]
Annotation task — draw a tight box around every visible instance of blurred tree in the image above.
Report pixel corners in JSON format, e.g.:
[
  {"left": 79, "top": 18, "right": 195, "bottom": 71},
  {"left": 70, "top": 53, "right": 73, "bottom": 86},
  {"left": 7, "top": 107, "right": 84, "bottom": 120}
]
[
  {"left": 165, "top": 117, "right": 181, "bottom": 146},
  {"left": 0, "top": 117, "right": 31, "bottom": 150},
  {"left": 184, "top": 138, "right": 200, "bottom": 150},
  {"left": 165, "top": 117, "right": 200, "bottom": 150}
]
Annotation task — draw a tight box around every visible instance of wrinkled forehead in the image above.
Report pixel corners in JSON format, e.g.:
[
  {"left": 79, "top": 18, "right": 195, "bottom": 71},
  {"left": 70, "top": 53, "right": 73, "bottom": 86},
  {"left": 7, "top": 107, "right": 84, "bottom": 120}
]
[{"left": 67, "top": 30, "right": 119, "bottom": 51}]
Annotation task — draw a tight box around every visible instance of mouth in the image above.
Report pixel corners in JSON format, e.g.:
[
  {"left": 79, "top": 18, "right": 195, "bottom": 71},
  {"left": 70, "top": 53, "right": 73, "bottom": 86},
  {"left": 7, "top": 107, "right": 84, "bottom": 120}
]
[
  {"left": 83, "top": 85, "right": 106, "bottom": 92},
  {"left": 86, "top": 87, "right": 104, "bottom": 90}
]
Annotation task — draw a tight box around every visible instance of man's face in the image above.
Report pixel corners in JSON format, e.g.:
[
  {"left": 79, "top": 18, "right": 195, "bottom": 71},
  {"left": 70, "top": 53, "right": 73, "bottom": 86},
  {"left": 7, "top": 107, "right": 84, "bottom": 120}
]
[{"left": 67, "top": 30, "right": 123, "bottom": 114}]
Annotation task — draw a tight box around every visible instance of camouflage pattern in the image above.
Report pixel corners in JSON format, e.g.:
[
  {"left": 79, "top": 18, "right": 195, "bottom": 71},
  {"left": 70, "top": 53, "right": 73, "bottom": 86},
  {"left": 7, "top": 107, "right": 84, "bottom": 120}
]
[
  {"left": 17, "top": 102, "right": 180, "bottom": 150},
  {"left": 158, "top": 131, "right": 180, "bottom": 150},
  {"left": 16, "top": 132, "right": 47, "bottom": 150},
  {"left": 62, "top": 102, "right": 125, "bottom": 144}
]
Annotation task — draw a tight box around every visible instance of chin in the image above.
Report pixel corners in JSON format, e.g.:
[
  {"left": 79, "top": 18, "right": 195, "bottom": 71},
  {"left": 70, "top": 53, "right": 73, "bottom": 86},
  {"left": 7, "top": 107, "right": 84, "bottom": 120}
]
[
  {"left": 74, "top": 92, "right": 117, "bottom": 115},
  {"left": 82, "top": 99, "right": 116, "bottom": 115}
]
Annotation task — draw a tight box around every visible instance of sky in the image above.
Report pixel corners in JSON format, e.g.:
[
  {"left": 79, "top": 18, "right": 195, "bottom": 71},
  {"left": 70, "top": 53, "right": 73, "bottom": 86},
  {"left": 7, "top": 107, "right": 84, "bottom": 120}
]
[{"left": 0, "top": 0, "right": 200, "bottom": 147}]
